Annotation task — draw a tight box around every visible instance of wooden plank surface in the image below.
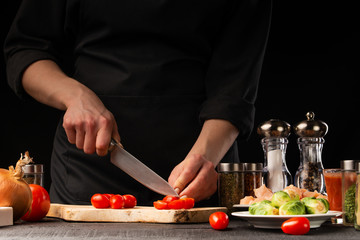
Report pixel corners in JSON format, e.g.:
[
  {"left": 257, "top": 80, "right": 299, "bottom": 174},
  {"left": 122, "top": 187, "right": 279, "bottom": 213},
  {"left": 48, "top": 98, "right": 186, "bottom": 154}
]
[{"left": 47, "top": 204, "right": 227, "bottom": 223}]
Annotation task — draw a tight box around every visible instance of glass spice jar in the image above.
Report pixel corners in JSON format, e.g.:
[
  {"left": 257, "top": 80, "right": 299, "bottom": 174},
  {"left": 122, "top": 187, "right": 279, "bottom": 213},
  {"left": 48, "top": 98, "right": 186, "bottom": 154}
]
[
  {"left": 341, "top": 160, "right": 358, "bottom": 226},
  {"left": 244, "top": 163, "right": 263, "bottom": 197},
  {"left": 355, "top": 161, "right": 360, "bottom": 230},
  {"left": 217, "top": 163, "right": 244, "bottom": 213},
  {"left": 294, "top": 112, "right": 328, "bottom": 194},
  {"left": 22, "top": 164, "right": 44, "bottom": 187},
  {"left": 257, "top": 119, "right": 292, "bottom": 193}
]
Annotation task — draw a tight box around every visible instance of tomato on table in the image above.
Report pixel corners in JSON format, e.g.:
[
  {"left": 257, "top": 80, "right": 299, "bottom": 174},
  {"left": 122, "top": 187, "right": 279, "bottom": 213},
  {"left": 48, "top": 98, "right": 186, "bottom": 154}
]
[
  {"left": 109, "top": 194, "right": 124, "bottom": 209},
  {"left": 91, "top": 193, "right": 110, "bottom": 208},
  {"left": 281, "top": 217, "right": 310, "bottom": 235},
  {"left": 209, "top": 212, "right": 229, "bottom": 230},
  {"left": 123, "top": 194, "right": 137, "bottom": 208},
  {"left": 154, "top": 200, "right": 168, "bottom": 210},
  {"left": 21, "top": 184, "right": 51, "bottom": 222}
]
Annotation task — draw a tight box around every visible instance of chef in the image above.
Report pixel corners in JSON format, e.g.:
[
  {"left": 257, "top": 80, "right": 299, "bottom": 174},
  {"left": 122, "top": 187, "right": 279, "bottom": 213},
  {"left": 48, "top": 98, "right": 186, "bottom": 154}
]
[{"left": 4, "top": 0, "right": 272, "bottom": 206}]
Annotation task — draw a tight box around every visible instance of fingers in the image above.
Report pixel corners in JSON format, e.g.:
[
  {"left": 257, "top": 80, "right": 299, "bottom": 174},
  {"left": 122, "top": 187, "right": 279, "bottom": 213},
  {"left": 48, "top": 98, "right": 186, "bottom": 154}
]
[
  {"left": 171, "top": 154, "right": 218, "bottom": 202},
  {"left": 180, "top": 161, "right": 218, "bottom": 202},
  {"left": 172, "top": 154, "right": 203, "bottom": 192},
  {"left": 62, "top": 110, "right": 119, "bottom": 156}
]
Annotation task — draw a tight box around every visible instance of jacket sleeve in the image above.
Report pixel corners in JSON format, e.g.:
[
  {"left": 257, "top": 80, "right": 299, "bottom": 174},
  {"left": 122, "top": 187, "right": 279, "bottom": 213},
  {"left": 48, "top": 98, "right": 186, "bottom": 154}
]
[
  {"left": 200, "top": 0, "right": 272, "bottom": 140},
  {"left": 4, "top": 0, "right": 71, "bottom": 99}
]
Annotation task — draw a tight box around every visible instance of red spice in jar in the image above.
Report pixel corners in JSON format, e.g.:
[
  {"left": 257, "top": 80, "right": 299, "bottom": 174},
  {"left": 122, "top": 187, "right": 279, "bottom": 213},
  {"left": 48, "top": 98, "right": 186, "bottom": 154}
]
[{"left": 244, "top": 163, "right": 263, "bottom": 197}]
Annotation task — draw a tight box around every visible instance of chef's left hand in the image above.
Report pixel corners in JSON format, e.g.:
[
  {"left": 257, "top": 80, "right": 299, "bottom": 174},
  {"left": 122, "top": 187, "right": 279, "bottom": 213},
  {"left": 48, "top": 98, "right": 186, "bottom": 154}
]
[{"left": 168, "top": 154, "right": 218, "bottom": 202}]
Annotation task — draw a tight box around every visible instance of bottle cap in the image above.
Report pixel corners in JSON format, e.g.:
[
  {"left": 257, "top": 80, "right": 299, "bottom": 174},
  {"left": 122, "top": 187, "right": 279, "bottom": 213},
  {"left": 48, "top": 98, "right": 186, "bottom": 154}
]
[
  {"left": 341, "top": 160, "right": 359, "bottom": 170},
  {"left": 294, "top": 112, "right": 328, "bottom": 137},
  {"left": 22, "top": 164, "right": 44, "bottom": 174},
  {"left": 217, "top": 163, "right": 244, "bottom": 172},
  {"left": 244, "top": 163, "right": 263, "bottom": 171},
  {"left": 257, "top": 119, "right": 291, "bottom": 138}
]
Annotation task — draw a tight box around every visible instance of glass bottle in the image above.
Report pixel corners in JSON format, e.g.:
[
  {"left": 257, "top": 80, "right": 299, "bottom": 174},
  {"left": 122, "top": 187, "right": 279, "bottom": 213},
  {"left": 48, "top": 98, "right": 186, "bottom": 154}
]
[
  {"left": 294, "top": 112, "right": 328, "bottom": 194},
  {"left": 341, "top": 160, "right": 358, "bottom": 226},
  {"left": 22, "top": 164, "right": 44, "bottom": 187},
  {"left": 295, "top": 137, "right": 325, "bottom": 193},
  {"left": 258, "top": 119, "right": 292, "bottom": 193},
  {"left": 355, "top": 161, "right": 360, "bottom": 230},
  {"left": 244, "top": 163, "right": 263, "bottom": 197},
  {"left": 217, "top": 163, "right": 245, "bottom": 213}
]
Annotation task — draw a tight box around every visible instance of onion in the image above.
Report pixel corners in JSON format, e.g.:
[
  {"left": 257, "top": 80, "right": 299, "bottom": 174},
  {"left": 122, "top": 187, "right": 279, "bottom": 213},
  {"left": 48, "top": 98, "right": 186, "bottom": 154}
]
[{"left": 0, "top": 151, "right": 33, "bottom": 221}]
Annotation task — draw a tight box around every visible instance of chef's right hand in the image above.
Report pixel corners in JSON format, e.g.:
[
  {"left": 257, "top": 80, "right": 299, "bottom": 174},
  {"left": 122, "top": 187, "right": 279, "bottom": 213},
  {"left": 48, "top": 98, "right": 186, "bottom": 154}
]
[{"left": 62, "top": 88, "right": 120, "bottom": 156}]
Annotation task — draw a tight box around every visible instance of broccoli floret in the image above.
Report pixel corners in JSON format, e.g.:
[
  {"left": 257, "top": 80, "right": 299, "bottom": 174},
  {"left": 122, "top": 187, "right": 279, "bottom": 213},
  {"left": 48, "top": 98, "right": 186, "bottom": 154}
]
[{"left": 344, "top": 184, "right": 356, "bottom": 223}]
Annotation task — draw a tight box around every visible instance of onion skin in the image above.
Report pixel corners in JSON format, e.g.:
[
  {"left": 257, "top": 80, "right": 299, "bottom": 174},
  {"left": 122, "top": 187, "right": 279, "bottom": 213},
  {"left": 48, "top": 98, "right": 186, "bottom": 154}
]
[{"left": 0, "top": 152, "right": 33, "bottom": 221}]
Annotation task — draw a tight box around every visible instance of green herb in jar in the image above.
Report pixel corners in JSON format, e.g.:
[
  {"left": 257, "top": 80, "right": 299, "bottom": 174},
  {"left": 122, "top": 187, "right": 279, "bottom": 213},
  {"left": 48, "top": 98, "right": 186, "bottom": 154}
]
[
  {"left": 344, "top": 184, "right": 356, "bottom": 224},
  {"left": 218, "top": 168, "right": 244, "bottom": 212}
]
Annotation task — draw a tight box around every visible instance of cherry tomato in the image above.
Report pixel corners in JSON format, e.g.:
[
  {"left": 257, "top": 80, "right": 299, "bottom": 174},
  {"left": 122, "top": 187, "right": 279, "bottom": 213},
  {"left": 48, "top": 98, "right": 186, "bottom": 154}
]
[
  {"left": 209, "top": 212, "right": 229, "bottom": 230},
  {"left": 103, "top": 193, "right": 115, "bottom": 201},
  {"left": 167, "top": 199, "right": 185, "bottom": 209},
  {"left": 21, "top": 184, "right": 51, "bottom": 222},
  {"left": 281, "top": 217, "right": 310, "bottom": 235},
  {"left": 109, "top": 194, "right": 125, "bottom": 209},
  {"left": 123, "top": 194, "right": 137, "bottom": 208},
  {"left": 153, "top": 200, "right": 168, "bottom": 210},
  {"left": 182, "top": 198, "right": 195, "bottom": 209},
  {"left": 163, "top": 195, "right": 180, "bottom": 203},
  {"left": 91, "top": 193, "right": 110, "bottom": 208}
]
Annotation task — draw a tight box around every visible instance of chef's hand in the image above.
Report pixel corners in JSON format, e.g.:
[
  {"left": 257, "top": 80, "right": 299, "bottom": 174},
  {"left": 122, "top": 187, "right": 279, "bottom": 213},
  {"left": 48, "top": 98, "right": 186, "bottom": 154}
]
[
  {"left": 62, "top": 89, "right": 120, "bottom": 156},
  {"left": 168, "top": 154, "right": 218, "bottom": 202}
]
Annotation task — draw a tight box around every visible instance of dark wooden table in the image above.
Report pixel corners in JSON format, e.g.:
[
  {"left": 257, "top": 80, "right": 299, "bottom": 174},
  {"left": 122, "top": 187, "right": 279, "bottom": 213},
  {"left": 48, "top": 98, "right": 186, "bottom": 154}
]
[{"left": 1, "top": 217, "right": 359, "bottom": 240}]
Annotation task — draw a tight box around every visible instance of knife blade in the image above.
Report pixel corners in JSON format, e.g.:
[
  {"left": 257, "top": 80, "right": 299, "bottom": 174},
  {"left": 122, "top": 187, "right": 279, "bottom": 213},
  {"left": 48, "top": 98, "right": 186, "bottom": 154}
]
[{"left": 109, "top": 139, "right": 179, "bottom": 197}]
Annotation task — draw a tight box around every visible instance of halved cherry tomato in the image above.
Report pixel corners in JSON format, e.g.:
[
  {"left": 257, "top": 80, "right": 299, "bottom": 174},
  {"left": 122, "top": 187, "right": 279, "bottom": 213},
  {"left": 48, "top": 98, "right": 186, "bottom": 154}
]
[
  {"left": 209, "top": 212, "right": 229, "bottom": 230},
  {"left": 109, "top": 194, "right": 125, "bottom": 209},
  {"left": 163, "top": 195, "right": 180, "bottom": 203},
  {"left": 154, "top": 200, "right": 168, "bottom": 210},
  {"left": 91, "top": 193, "right": 110, "bottom": 208},
  {"left": 167, "top": 199, "right": 185, "bottom": 209},
  {"left": 123, "top": 194, "right": 137, "bottom": 208},
  {"left": 182, "top": 198, "right": 195, "bottom": 209},
  {"left": 281, "top": 217, "right": 310, "bottom": 235}
]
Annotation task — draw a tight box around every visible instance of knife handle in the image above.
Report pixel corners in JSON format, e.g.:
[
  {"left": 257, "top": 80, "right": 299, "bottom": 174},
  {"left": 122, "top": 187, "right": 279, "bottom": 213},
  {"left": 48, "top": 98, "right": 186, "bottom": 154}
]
[{"left": 109, "top": 138, "right": 123, "bottom": 152}]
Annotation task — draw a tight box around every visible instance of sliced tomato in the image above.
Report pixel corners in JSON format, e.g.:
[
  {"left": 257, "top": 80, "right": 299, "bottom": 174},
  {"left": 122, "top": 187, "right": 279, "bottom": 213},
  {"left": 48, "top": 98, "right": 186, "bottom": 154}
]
[
  {"left": 162, "top": 195, "right": 180, "bottom": 203},
  {"left": 182, "top": 198, "right": 195, "bottom": 209},
  {"left": 123, "top": 194, "right": 137, "bottom": 208},
  {"left": 109, "top": 194, "right": 125, "bottom": 209},
  {"left": 154, "top": 200, "right": 168, "bottom": 210},
  {"left": 91, "top": 193, "right": 110, "bottom": 208},
  {"left": 167, "top": 199, "right": 185, "bottom": 209}
]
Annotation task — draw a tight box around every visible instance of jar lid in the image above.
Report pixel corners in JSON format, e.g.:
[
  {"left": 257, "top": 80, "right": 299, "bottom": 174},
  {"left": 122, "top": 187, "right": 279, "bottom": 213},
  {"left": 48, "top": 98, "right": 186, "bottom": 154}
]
[
  {"left": 257, "top": 119, "right": 291, "bottom": 138},
  {"left": 356, "top": 161, "right": 360, "bottom": 172},
  {"left": 341, "top": 160, "right": 359, "bottom": 170},
  {"left": 244, "top": 163, "right": 263, "bottom": 171},
  {"left": 294, "top": 112, "right": 328, "bottom": 137},
  {"left": 217, "top": 163, "right": 244, "bottom": 172},
  {"left": 22, "top": 164, "right": 44, "bottom": 174}
]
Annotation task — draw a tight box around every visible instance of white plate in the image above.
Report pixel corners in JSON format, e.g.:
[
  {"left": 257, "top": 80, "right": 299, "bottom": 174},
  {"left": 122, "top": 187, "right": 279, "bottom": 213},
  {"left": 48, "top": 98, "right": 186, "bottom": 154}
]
[
  {"left": 231, "top": 211, "right": 342, "bottom": 229},
  {"left": 233, "top": 204, "right": 249, "bottom": 210}
]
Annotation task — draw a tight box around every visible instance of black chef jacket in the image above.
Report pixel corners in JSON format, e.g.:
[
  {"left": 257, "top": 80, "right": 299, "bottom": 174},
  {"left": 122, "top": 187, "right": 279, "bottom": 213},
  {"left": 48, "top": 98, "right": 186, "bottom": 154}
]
[{"left": 4, "top": 0, "right": 272, "bottom": 206}]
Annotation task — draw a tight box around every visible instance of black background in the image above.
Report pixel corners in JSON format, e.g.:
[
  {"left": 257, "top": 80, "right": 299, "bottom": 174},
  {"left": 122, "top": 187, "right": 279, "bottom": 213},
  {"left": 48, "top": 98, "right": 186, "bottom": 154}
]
[{"left": 1, "top": 1, "right": 359, "bottom": 192}]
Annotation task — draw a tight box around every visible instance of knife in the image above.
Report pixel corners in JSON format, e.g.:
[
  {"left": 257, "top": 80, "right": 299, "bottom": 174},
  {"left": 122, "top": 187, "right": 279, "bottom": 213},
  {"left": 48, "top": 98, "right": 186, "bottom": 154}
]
[{"left": 109, "top": 139, "right": 179, "bottom": 197}]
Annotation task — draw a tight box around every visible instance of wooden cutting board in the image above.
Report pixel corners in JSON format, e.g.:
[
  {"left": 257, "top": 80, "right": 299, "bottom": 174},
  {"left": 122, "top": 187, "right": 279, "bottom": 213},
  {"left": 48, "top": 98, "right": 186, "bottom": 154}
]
[
  {"left": 0, "top": 207, "right": 13, "bottom": 227},
  {"left": 47, "top": 203, "right": 227, "bottom": 223}
]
